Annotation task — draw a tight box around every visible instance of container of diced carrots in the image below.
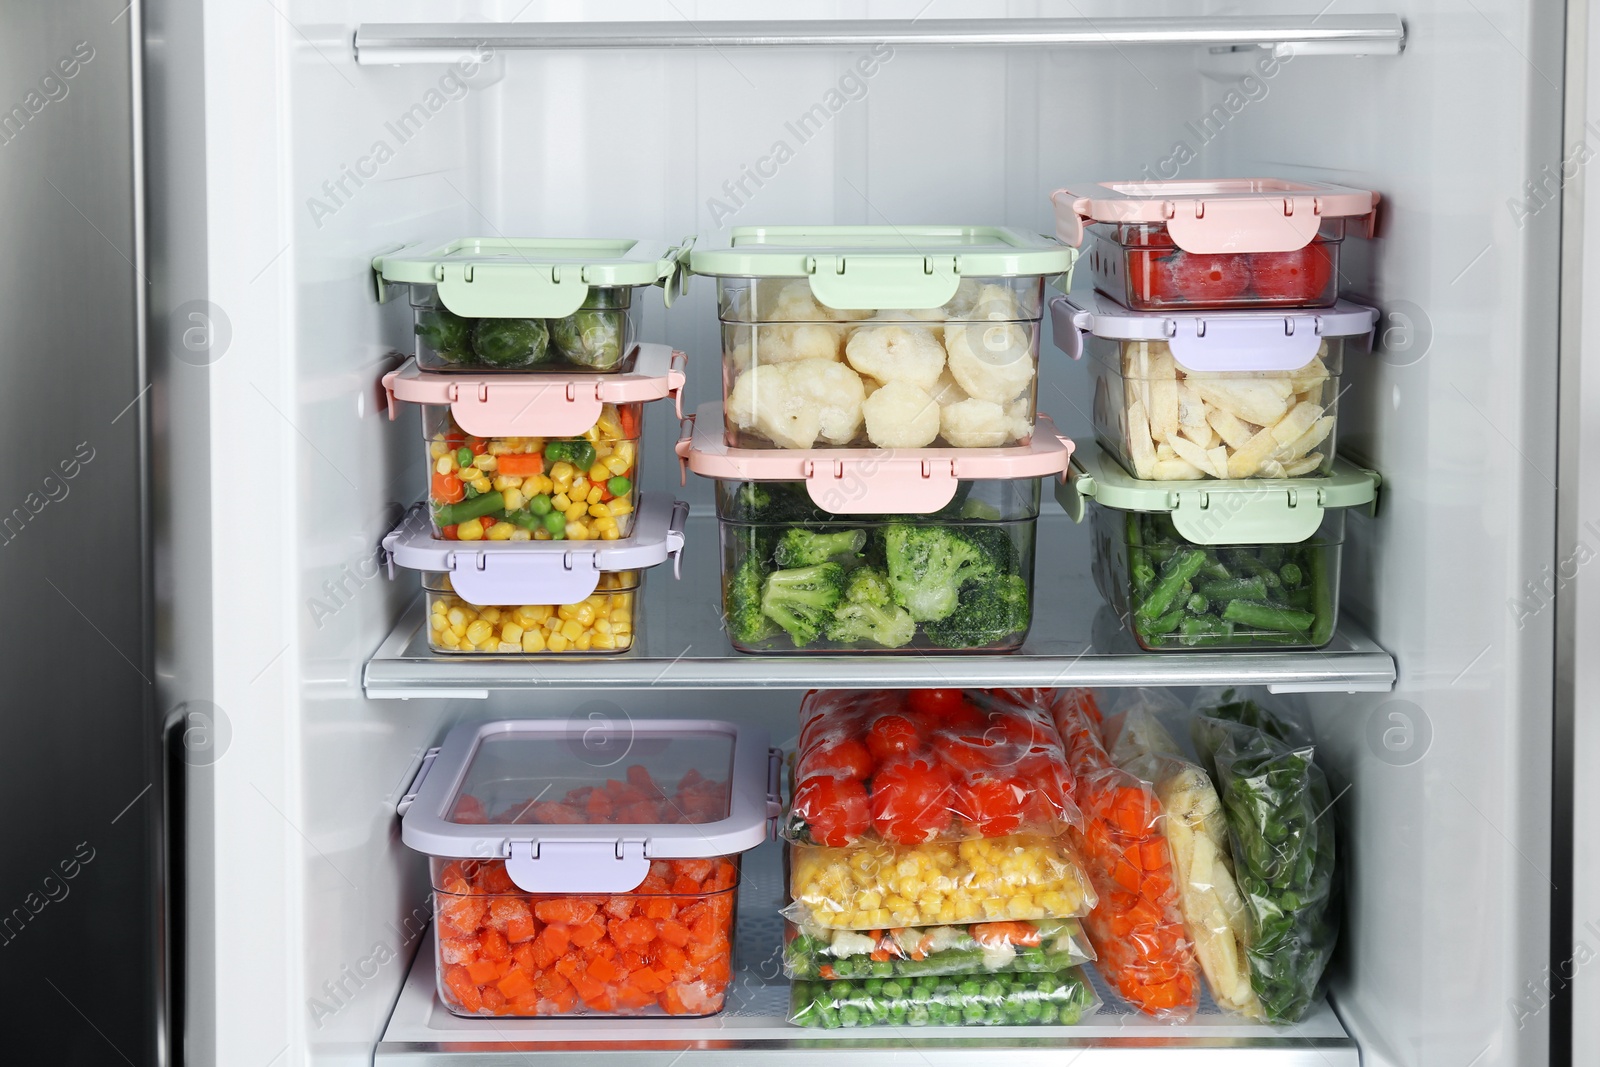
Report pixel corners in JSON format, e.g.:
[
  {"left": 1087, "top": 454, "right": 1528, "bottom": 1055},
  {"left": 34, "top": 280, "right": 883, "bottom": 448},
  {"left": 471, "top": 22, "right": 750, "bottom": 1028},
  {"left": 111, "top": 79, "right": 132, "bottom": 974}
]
[{"left": 400, "top": 717, "right": 780, "bottom": 1018}]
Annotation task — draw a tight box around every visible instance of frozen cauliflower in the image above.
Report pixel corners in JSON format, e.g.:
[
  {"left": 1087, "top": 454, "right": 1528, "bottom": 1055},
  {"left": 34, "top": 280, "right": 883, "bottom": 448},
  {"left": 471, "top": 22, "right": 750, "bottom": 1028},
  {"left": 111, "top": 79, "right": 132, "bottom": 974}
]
[
  {"left": 926, "top": 369, "right": 967, "bottom": 407},
  {"left": 940, "top": 397, "right": 1029, "bottom": 447},
  {"left": 758, "top": 279, "right": 872, "bottom": 322},
  {"left": 945, "top": 319, "right": 1034, "bottom": 404},
  {"left": 941, "top": 278, "right": 986, "bottom": 317},
  {"left": 964, "top": 283, "right": 1024, "bottom": 322},
  {"left": 754, "top": 321, "right": 846, "bottom": 364},
  {"left": 845, "top": 324, "right": 947, "bottom": 392},
  {"left": 862, "top": 379, "right": 941, "bottom": 448},
  {"left": 727, "top": 359, "right": 865, "bottom": 448}
]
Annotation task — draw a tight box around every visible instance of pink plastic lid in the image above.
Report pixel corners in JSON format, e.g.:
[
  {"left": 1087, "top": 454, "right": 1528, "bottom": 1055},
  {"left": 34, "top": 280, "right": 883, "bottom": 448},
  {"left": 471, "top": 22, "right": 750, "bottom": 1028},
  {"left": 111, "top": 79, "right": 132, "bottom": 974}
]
[
  {"left": 1051, "top": 178, "right": 1379, "bottom": 254},
  {"left": 676, "top": 403, "right": 1073, "bottom": 515},
  {"left": 382, "top": 343, "right": 686, "bottom": 438}
]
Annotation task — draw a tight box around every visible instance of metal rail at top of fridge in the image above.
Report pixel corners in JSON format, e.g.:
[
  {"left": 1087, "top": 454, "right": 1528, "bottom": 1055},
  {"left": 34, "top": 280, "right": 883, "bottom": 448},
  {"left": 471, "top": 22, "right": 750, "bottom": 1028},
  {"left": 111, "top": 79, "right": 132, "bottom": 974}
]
[{"left": 352, "top": 14, "right": 1407, "bottom": 65}]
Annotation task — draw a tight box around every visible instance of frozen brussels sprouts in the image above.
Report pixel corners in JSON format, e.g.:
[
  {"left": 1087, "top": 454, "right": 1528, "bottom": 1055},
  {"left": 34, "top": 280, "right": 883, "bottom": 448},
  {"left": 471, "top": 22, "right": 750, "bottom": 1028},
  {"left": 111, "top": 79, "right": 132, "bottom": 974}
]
[
  {"left": 550, "top": 309, "right": 626, "bottom": 370},
  {"left": 415, "top": 309, "right": 473, "bottom": 364},
  {"left": 471, "top": 317, "right": 550, "bottom": 368}
]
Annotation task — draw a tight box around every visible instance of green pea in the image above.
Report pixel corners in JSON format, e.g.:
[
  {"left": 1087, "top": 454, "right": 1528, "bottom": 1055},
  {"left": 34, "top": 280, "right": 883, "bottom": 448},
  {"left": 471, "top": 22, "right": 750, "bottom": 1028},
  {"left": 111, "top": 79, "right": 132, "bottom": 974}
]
[
  {"left": 543, "top": 511, "right": 566, "bottom": 535},
  {"left": 456, "top": 447, "right": 473, "bottom": 468},
  {"left": 528, "top": 494, "right": 553, "bottom": 516},
  {"left": 607, "top": 475, "right": 632, "bottom": 496}
]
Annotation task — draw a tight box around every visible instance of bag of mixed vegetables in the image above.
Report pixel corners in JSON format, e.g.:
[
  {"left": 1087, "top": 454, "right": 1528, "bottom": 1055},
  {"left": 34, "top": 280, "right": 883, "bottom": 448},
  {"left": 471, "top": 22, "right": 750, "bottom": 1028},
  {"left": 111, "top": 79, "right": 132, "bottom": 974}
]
[
  {"left": 789, "top": 967, "right": 1100, "bottom": 1028},
  {"left": 1191, "top": 690, "right": 1339, "bottom": 1024},
  {"left": 784, "top": 918, "right": 1094, "bottom": 981},
  {"left": 1047, "top": 689, "right": 1201, "bottom": 1020},
  {"left": 1099, "top": 689, "right": 1264, "bottom": 1019}
]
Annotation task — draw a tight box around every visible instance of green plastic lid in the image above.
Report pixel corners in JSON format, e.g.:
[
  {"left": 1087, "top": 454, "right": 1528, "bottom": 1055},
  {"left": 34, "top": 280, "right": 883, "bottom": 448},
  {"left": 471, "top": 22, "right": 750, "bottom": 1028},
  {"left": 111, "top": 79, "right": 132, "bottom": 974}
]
[
  {"left": 688, "top": 225, "right": 1075, "bottom": 310},
  {"left": 372, "top": 237, "right": 693, "bottom": 318},
  {"left": 1059, "top": 446, "right": 1380, "bottom": 545}
]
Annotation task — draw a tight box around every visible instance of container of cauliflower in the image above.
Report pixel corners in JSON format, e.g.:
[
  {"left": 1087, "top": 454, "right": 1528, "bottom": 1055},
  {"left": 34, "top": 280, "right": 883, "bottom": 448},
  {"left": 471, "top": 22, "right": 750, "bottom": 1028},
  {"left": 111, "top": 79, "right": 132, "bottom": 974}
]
[
  {"left": 1053, "top": 292, "right": 1378, "bottom": 481},
  {"left": 689, "top": 226, "right": 1075, "bottom": 450}
]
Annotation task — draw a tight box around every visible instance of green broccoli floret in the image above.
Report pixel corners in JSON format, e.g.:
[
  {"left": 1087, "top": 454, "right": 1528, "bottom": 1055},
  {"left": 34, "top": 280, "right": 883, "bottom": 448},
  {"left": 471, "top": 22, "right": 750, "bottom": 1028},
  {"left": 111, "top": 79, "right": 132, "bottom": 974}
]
[
  {"left": 827, "top": 599, "right": 917, "bottom": 649},
  {"left": 957, "top": 523, "right": 1019, "bottom": 574},
  {"left": 472, "top": 317, "right": 551, "bottom": 368},
  {"left": 882, "top": 524, "right": 993, "bottom": 623},
  {"left": 726, "top": 551, "right": 777, "bottom": 646},
  {"left": 760, "top": 563, "right": 846, "bottom": 647},
  {"left": 844, "top": 566, "right": 894, "bottom": 607},
  {"left": 773, "top": 528, "right": 867, "bottom": 568},
  {"left": 923, "top": 573, "right": 1031, "bottom": 649},
  {"left": 731, "top": 482, "right": 772, "bottom": 521}
]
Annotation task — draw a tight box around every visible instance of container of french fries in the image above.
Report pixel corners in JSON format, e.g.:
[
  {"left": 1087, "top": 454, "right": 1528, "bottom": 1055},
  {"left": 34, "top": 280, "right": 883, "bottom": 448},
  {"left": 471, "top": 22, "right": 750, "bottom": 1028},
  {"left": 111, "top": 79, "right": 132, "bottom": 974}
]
[{"left": 1051, "top": 295, "right": 1378, "bottom": 481}]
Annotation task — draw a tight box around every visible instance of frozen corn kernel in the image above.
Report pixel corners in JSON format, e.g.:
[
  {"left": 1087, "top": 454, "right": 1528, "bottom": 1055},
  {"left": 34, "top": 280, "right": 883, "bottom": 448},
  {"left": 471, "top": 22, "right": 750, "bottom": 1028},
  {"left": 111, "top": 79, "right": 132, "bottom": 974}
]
[
  {"left": 547, "top": 632, "right": 570, "bottom": 653},
  {"left": 464, "top": 620, "right": 493, "bottom": 646},
  {"left": 486, "top": 521, "right": 515, "bottom": 541},
  {"left": 435, "top": 456, "right": 453, "bottom": 475},
  {"left": 456, "top": 518, "right": 484, "bottom": 541},
  {"left": 551, "top": 492, "right": 572, "bottom": 512},
  {"left": 472, "top": 454, "right": 497, "bottom": 471},
  {"left": 549, "top": 461, "right": 575, "bottom": 483}
]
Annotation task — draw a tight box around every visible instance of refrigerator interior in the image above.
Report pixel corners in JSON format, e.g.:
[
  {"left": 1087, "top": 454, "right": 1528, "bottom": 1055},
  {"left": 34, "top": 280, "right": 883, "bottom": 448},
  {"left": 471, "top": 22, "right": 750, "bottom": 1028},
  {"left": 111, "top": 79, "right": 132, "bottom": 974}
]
[{"left": 147, "top": 1, "right": 1564, "bottom": 1064}]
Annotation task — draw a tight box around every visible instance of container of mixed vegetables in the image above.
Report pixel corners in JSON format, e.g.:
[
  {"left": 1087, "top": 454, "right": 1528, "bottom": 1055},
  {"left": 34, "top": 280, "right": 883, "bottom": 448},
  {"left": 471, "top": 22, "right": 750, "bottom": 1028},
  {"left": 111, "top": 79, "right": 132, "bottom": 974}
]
[
  {"left": 688, "top": 226, "right": 1074, "bottom": 450},
  {"left": 373, "top": 237, "right": 690, "bottom": 373},
  {"left": 1060, "top": 447, "right": 1379, "bottom": 650}
]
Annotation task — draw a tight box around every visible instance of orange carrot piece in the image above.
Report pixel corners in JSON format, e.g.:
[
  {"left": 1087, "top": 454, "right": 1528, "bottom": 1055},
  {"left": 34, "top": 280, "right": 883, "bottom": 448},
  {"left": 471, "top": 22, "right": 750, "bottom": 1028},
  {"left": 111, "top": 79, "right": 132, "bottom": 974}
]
[
  {"left": 496, "top": 968, "right": 535, "bottom": 1000},
  {"left": 495, "top": 453, "right": 544, "bottom": 477}
]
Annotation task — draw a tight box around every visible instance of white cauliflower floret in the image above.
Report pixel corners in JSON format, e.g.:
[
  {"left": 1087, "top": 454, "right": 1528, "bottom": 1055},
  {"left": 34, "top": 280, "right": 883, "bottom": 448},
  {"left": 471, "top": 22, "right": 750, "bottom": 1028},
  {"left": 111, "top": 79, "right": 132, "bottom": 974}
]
[
  {"left": 845, "top": 324, "right": 947, "bottom": 391},
  {"left": 941, "top": 278, "right": 985, "bottom": 316},
  {"left": 927, "top": 370, "right": 966, "bottom": 407},
  {"left": 827, "top": 931, "right": 879, "bottom": 958},
  {"left": 787, "top": 359, "right": 867, "bottom": 444},
  {"left": 940, "top": 397, "right": 1027, "bottom": 447},
  {"left": 944, "top": 319, "right": 1034, "bottom": 404},
  {"left": 754, "top": 322, "right": 844, "bottom": 364},
  {"left": 862, "top": 379, "right": 940, "bottom": 448},
  {"left": 963, "top": 282, "right": 1023, "bottom": 321},
  {"left": 758, "top": 279, "right": 872, "bottom": 321},
  {"left": 727, "top": 360, "right": 864, "bottom": 448}
]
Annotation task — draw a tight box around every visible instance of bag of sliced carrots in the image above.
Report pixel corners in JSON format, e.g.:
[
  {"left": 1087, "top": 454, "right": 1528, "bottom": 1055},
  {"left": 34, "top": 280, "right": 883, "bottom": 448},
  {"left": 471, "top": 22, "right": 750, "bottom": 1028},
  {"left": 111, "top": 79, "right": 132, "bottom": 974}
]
[{"left": 1047, "top": 688, "right": 1201, "bottom": 1020}]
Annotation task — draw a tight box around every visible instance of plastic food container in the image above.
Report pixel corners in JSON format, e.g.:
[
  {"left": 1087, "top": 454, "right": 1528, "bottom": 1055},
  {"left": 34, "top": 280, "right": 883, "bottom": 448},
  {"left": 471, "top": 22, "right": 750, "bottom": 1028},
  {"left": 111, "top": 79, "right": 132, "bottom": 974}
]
[
  {"left": 373, "top": 237, "right": 690, "bottom": 372},
  {"left": 398, "top": 717, "right": 780, "bottom": 1017},
  {"left": 678, "top": 404, "right": 1072, "bottom": 653},
  {"left": 1051, "top": 179, "right": 1378, "bottom": 311},
  {"left": 1059, "top": 447, "right": 1380, "bottom": 651},
  {"left": 1053, "top": 293, "right": 1378, "bottom": 480},
  {"left": 382, "top": 495, "right": 686, "bottom": 655},
  {"left": 688, "top": 226, "right": 1075, "bottom": 449}
]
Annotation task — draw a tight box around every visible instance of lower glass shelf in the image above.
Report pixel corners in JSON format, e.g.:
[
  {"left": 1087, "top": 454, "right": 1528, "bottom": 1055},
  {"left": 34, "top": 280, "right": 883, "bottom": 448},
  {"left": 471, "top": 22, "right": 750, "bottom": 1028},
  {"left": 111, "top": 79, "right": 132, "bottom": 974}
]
[{"left": 375, "top": 841, "right": 1357, "bottom": 1065}]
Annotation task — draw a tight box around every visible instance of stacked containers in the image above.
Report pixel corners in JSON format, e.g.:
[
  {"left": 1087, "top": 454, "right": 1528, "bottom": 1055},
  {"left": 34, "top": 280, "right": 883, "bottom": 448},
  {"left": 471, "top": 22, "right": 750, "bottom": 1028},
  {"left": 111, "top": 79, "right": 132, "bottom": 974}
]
[
  {"left": 399, "top": 717, "right": 780, "bottom": 1016},
  {"left": 684, "top": 227, "right": 1078, "bottom": 654},
  {"left": 781, "top": 689, "right": 1102, "bottom": 1028},
  {"left": 1050, "top": 179, "right": 1383, "bottom": 651},
  {"left": 373, "top": 239, "right": 692, "bottom": 654}
]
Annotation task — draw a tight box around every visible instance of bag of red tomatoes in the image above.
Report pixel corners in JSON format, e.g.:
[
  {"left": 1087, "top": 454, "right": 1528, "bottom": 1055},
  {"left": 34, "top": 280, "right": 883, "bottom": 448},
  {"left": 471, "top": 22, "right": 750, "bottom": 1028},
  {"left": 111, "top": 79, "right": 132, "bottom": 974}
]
[
  {"left": 786, "top": 688, "right": 1082, "bottom": 848},
  {"left": 1043, "top": 688, "right": 1200, "bottom": 1021}
]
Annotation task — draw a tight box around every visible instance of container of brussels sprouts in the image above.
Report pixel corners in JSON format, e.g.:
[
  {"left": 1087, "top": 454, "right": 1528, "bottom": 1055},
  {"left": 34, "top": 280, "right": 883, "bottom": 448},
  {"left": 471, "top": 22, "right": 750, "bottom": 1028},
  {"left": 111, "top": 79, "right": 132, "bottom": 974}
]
[
  {"left": 788, "top": 967, "right": 1100, "bottom": 1028},
  {"left": 373, "top": 237, "right": 691, "bottom": 373},
  {"left": 1059, "top": 446, "right": 1379, "bottom": 651},
  {"left": 678, "top": 405, "right": 1075, "bottom": 653}
]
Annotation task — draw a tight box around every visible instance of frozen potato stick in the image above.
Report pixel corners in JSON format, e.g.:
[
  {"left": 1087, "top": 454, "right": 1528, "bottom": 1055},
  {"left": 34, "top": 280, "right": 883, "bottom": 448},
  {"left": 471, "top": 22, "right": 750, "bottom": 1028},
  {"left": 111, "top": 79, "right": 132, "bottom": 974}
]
[
  {"left": 1206, "top": 446, "right": 1230, "bottom": 478},
  {"left": 1206, "top": 406, "right": 1256, "bottom": 451},
  {"left": 1128, "top": 398, "right": 1157, "bottom": 479},
  {"left": 1169, "top": 435, "right": 1222, "bottom": 479},
  {"left": 1288, "top": 355, "right": 1330, "bottom": 394},
  {"left": 1193, "top": 380, "right": 1292, "bottom": 428},
  {"left": 1149, "top": 346, "right": 1180, "bottom": 444},
  {"left": 1279, "top": 415, "right": 1336, "bottom": 462},
  {"left": 1177, "top": 381, "right": 1212, "bottom": 444},
  {"left": 1226, "top": 424, "right": 1280, "bottom": 478},
  {"left": 1156, "top": 443, "right": 1177, "bottom": 462},
  {"left": 1283, "top": 452, "right": 1324, "bottom": 476},
  {"left": 1152, "top": 457, "right": 1206, "bottom": 480},
  {"left": 1270, "top": 401, "right": 1324, "bottom": 447}
]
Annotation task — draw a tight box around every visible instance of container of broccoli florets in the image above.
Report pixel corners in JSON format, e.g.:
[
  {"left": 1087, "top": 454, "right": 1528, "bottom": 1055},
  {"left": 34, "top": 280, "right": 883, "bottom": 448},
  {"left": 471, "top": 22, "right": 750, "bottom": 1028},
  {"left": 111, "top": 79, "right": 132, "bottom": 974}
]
[
  {"left": 678, "top": 403, "right": 1073, "bottom": 653},
  {"left": 1059, "top": 446, "right": 1379, "bottom": 651},
  {"left": 373, "top": 237, "right": 691, "bottom": 373}
]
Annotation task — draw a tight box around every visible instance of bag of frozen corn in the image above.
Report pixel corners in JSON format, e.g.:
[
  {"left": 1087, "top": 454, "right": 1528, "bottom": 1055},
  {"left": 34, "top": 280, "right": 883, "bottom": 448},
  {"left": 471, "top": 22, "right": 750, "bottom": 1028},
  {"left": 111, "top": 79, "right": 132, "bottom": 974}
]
[{"left": 1099, "top": 689, "right": 1264, "bottom": 1020}]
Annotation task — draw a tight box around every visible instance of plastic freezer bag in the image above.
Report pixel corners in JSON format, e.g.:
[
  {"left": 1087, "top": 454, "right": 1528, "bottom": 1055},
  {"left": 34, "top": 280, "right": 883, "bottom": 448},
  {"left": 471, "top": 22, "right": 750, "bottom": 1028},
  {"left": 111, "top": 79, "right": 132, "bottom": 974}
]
[
  {"left": 787, "top": 689, "right": 1080, "bottom": 848},
  {"left": 1100, "top": 691, "right": 1264, "bottom": 1020},
  {"left": 1048, "top": 689, "right": 1201, "bottom": 1020},
  {"left": 786, "top": 833, "right": 1096, "bottom": 931},
  {"left": 1191, "top": 691, "right": 1339, "bottom": 1024},
  {"left": 788, "top": 967, "right": 1100, "bottom": 1028},
  {"left": 784, "top": 918, "right": 1094, "bottom": 980}
]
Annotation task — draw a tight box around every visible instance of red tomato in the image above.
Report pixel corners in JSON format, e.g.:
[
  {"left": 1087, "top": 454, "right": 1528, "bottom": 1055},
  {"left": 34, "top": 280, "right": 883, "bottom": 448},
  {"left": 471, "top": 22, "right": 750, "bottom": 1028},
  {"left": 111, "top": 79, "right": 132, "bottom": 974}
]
[
  {"left": 935, "top": 733, "right": 1008, "bottom": 776},
  {"left": 984, "top": 712, "right": 1053, "bottom": 750},
  {"left": 1125, "top": 249, "right": 1172, "bottom": 307},
  {"left": 799, "top": 738, "right": 874, "bottom": 782},
  {"left": 963, "top": 777, "right": 1027, "bottom": 837},
  {"left": 1248, "top": 241, "right": 1336, "bottom": 304},
  {"left": 1163, "top": 250, "right": 1252, "bottom": 306},
  {"left": 866, "top": 715, "right": 921, "bottom": 762},
  {"left": 791, "top": 776, "right": 871, "bottom": 847},
  {"left": 906, "top": 689, "right": 971, "bottom": 722},
  {"left": 869, "top": 756, "right": 954, "bottom": 844}
]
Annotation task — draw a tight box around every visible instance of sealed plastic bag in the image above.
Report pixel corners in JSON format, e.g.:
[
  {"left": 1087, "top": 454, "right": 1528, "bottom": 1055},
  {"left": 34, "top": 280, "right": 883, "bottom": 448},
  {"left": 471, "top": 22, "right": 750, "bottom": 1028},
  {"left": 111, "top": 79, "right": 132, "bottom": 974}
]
[
  {"left": 784, "top": 918, "right": 1094, "bottom": 980},
  {"left": 789, "top": 967, "right": 1100, "bottom": 1028},
  {"left": 786, "top": 834, "right": 1096, "bottom": 931},
  {"left": 1100, "top": 690, "right": 1264, "bottom": 1019},
  {"left": 788, "top": 689, "right": 1079, "bottom": 848},
  {"left": 1192, "top": 690, "right": 1339, "bottom": 1024},
  {"left": 1048, "top": 689, "right": 1201, "bottom": 1020}
]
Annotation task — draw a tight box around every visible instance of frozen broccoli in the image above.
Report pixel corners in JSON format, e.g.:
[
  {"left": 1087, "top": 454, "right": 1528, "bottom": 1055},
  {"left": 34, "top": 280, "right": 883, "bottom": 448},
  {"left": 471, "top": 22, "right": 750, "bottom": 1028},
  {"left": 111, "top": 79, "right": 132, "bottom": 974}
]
[
  {"left": 415, "top": 309, "right": 473, "bottom": 363},
  {"left": 923, "top": 573, "right": 1031, "bottom": 649},
  {"left": 882, "top": 524, "right": 993, "bottom": 623},
  {"left": 726, "top": 551, "right": 777, "bottom": 646},
  {"left": 550, "top": 309, "right": 625, "bottom": 370},
  {"left": 472, "top": 317, "right": 550, "bottom": 368},
  {"left": 760, "top": 563, "right": 846, "bottom": 647},
  {"left": 843, "top": 566, "right": 894, "bottom": 608},
  {"left": 773, "top": 528, "right": 867, "bottom": 568},
  {"left": 958, "top": 523, "right": 1019, "bottom": 574},
  {"left": 827, "top": 599, "right": 917, "bottom": 649}
]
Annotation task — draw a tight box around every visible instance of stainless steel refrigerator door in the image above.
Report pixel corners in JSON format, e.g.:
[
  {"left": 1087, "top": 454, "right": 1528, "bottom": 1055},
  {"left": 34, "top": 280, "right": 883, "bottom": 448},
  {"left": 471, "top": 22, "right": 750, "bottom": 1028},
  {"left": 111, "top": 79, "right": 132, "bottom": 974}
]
[{"left": 0, "top": 1, "right": 155, "bottom": 1064}]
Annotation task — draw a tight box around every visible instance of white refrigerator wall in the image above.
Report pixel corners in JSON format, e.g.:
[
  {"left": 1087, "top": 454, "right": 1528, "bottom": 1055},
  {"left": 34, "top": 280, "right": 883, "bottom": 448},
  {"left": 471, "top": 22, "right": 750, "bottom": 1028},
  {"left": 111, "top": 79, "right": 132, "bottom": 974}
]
[{"left": 154, "top": 2, "right": 1563, "bottom": 1065}]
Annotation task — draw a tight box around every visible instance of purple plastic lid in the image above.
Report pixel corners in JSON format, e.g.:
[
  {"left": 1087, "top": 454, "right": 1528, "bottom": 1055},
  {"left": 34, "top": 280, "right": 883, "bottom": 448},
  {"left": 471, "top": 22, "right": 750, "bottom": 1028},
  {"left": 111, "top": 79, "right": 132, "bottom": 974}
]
[{"left": 1050, "top": 292, "right": 1378, "bottom": 373}]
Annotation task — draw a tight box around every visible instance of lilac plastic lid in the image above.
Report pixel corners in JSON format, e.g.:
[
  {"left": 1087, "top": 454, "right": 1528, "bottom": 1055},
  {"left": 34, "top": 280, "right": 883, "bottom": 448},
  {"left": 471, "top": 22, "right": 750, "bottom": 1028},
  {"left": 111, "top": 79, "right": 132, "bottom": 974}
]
[{"left": 1050, "top": 291, "right": 1378, "bottom": 373}]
